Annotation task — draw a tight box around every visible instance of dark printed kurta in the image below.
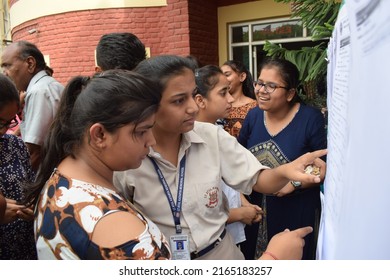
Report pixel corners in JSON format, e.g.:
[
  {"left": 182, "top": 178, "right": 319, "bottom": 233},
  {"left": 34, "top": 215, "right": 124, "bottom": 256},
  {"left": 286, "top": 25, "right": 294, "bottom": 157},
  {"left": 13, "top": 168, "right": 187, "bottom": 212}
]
[
  {"left": 224, "top": 100, "right": 257, "bottom": 138},
  {"left": 238, "top": 104, "right": 327, "bottom": 260},
  {"left": 0, "top": 134, "right": 37, "bottom": 259}
]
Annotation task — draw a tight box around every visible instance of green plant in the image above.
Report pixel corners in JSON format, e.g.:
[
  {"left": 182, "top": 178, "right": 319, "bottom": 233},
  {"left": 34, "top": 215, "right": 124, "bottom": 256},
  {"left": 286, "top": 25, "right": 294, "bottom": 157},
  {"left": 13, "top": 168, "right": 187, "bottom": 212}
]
[{"left": 264, "top": 0, "right": 341, "bottom": 109}]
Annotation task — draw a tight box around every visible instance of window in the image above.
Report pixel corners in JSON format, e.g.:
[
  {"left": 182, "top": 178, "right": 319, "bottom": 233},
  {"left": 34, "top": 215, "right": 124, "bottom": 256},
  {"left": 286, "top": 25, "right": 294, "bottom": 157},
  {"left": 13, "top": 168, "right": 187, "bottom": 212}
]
[
  {"left": 232, "top": 26, "right": 249, "bottom": 43},
  {"left": 252, "top": 20, "right": 304, "bottom": 41},
  {"left": 228, "top": 18, "right": 312, "bottom": 77}
]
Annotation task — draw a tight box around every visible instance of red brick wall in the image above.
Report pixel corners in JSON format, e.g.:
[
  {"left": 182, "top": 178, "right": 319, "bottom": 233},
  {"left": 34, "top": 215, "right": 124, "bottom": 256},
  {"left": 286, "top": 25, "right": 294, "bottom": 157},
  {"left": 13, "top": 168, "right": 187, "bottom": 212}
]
[
  {"left": 188, "top": 0, "right": 219, "bottom": 66},
  {"left": 10, "top": 0, "right": 197, "bottom": 85}
]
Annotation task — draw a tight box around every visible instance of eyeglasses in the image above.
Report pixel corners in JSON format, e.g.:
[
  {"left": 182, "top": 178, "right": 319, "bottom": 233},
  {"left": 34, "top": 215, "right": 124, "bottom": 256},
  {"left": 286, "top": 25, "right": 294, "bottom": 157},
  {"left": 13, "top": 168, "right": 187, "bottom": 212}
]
[
  {"left": 253, "top": 80, "right": 289, "bottom": 94},
  {"left": 0, "top": 116, "right": 19, "bottom": 130}
]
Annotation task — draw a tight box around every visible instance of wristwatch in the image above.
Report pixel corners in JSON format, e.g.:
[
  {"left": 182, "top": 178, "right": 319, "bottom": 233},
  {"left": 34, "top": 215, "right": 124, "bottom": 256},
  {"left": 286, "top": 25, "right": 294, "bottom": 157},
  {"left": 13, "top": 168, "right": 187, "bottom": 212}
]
[{"left": 290, "top": 181, "right": 302, "bottom": 189}]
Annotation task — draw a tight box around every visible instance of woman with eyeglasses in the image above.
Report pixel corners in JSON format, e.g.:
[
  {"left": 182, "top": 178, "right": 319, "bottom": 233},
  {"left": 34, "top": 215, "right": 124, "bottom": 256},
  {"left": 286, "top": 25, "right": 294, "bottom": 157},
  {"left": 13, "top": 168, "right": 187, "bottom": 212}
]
[
  {"left": 238, "top": 57, "right": 327, "bottom": 260},
  {"left": 0, "top": 74, "right": 37, "bottom": 259}
]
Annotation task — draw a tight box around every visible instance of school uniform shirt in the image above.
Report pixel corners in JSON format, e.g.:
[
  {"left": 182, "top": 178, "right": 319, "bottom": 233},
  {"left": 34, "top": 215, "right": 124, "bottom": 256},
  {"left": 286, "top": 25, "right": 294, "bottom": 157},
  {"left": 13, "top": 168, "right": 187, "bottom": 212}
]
[{"left": 115, "top": 121, "right": 267, "bottom": 253}]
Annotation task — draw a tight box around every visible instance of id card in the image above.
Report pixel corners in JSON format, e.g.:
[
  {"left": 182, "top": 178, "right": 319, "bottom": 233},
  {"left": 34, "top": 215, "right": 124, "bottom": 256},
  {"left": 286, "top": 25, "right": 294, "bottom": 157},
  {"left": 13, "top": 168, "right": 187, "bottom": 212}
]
[{"left": 169, "top": 234, "right": 191, "bottom": 260}]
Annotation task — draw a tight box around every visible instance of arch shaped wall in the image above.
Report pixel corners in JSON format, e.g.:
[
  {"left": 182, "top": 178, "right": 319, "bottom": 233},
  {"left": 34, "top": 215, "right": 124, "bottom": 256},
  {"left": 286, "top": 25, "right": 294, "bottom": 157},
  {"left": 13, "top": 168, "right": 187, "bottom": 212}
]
[
  {"left": 8, "top": 0, "right": 292, "bottom": 85},
  {"left": 8, "top": 0, "right": 194, "bottom": 84}
]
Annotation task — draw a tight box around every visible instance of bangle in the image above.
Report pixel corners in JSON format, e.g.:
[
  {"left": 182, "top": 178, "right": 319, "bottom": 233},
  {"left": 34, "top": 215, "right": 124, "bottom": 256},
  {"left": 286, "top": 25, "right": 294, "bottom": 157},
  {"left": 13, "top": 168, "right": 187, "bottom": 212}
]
[{"left": 262, "top": 251, "right": 278, "bottom": 260}]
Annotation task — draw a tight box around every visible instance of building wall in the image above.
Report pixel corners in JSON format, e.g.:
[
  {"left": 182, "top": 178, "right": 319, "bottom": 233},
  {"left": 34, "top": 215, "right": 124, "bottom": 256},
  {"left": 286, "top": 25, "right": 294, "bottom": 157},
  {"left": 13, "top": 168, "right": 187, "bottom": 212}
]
[
  {"left": 8, "top": 0, "right": 168, "bottom": 28},
  {"left": 6, "top": 0, "right": 293, "bottom": 84},
  {"left": 188, "top": 0, "right": 219, "bottom": 66},
  {"left": 8, "top": 0, "right": 194, "bottom": 85}
]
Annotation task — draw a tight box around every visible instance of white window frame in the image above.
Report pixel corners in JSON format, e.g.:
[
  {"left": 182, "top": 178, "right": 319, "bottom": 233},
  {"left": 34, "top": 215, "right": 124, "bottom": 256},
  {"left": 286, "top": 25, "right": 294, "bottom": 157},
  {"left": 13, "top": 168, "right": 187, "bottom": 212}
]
[{"left": 228, "top": 17, "right": 312, "bottom": 76}]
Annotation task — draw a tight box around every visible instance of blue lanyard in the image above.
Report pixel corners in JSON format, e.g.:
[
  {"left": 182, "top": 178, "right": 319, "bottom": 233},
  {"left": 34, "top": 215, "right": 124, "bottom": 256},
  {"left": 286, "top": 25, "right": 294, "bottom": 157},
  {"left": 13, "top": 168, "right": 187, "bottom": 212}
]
[{"left": 149, "top": 155, "right": 186, "bottom": 234}]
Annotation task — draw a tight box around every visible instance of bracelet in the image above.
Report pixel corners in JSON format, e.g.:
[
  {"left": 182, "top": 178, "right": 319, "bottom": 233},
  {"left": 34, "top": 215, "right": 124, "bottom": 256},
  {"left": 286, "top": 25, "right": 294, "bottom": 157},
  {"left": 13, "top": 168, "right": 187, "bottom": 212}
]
[{"left": 262, "top": 251, "right": 278, "bottom": 260}]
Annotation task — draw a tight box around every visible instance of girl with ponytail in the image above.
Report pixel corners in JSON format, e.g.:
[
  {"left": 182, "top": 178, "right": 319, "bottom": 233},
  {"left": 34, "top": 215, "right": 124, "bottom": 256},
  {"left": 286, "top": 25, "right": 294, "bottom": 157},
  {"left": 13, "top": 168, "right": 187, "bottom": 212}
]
[{"left": 26, "top": 70, "right": 171, "bottom": 260}]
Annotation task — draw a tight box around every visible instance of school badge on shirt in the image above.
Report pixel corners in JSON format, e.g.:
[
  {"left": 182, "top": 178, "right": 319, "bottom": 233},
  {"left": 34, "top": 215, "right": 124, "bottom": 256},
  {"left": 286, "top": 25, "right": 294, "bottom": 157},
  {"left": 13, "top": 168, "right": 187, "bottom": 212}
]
[{"left": 204, "top": 186, "right": 219, "bottom": 208}]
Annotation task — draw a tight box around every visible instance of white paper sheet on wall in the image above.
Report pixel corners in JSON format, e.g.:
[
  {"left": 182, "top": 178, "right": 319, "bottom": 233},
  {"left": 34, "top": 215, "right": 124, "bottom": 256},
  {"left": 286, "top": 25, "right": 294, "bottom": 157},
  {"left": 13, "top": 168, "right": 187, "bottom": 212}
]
[{"left": 318, "top": 0, "right": 390, "bottom": 259}]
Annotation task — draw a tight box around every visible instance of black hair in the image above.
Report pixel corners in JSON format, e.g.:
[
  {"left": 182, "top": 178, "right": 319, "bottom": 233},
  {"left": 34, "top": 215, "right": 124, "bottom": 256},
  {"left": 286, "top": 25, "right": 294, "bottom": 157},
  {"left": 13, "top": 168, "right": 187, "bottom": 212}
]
[
  {"left": 96, "top": 32, "right": 146, "bottom": 71},
  {"left": 0, "top": 74, "right": 20, "bottom": 111},
  {"left": 44, "top": 65, "right": 54, "bottom": 76},
  {"left": 195, "top": 65, "right": 223, "bottom": 98},
  {"left": 222, "top": 60, "right": 255, "bottom": 99},
  {"left": 259, "top": 57, "right": 302, "bottom": 104},
  {"left": 134, "top": 55, "right": 196, "bottom": 97},
  {"left": 24, "top": 70, "right": 160, "bottom": 206},
  {"left": 16, "top": 41, "right": 47, "bottom": 71}
]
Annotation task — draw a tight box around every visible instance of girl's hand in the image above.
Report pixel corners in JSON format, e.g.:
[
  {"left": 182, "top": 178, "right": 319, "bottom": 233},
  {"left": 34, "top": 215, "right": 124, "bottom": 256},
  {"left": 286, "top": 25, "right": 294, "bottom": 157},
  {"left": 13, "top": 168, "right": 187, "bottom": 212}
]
[
  {"left": 1, "top": 198, "right": 25, "bottom": 224},
  {"left": 260, "top": 226, "right": 313, "bottom": 260},
  {"left": 274, "top": 182, "right": 295, "bottom": 197},
  {"left": 285, "top": 149, "right": 327, "bottom": 184}
]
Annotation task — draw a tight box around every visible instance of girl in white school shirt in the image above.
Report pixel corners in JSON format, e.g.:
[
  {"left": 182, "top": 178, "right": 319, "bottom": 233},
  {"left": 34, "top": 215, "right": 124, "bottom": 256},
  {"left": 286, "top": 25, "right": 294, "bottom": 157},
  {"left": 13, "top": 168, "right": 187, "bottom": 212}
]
[
  {"left": 193, "top": 64, "right": 263, "bottom": 249},
  {"left": 115, "top": 55, "right": 326, "bottom": 260}
]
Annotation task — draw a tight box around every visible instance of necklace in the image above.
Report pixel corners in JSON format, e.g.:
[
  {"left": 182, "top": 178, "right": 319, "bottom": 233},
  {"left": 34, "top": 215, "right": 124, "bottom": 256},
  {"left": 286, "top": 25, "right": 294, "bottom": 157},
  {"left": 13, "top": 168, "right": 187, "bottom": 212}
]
[{"left": 263, "top": 106, "right": 300, "bottom": 137}]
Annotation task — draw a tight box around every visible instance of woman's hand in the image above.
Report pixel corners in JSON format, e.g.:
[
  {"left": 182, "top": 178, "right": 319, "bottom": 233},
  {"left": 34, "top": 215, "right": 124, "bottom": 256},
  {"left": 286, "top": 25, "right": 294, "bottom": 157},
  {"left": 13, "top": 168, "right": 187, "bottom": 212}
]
[
  {"left": 17, "top": 205, "right": 34, "bottom": 221},
  {"left": 1, "top": 198, "right": 34, "bottom": 224},
  {"left": 259, "top": 226, "right": 313, "bottom": 260},
  {"left": 284, "top": 149, "right": 327, "bottom": 184},
  {"left": 239, "top": 205, "right": 263, "bottom": 225},
  {"left": 254, "top": 149, "right": 327, "bottom": 194},
  {"left": 237, "top": 194, "right": 263, "bottom": 224},
  {"left": 274, "top": 181, "right": 295, "bottom": 197}
]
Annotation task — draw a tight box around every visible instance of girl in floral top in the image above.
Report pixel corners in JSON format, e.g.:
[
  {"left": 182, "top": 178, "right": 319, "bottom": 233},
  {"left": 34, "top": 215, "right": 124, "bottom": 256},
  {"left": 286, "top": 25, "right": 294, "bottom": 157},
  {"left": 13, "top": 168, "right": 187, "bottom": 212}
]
[{"left": 24, "top": 70, "right": 171, "bottom": 260}]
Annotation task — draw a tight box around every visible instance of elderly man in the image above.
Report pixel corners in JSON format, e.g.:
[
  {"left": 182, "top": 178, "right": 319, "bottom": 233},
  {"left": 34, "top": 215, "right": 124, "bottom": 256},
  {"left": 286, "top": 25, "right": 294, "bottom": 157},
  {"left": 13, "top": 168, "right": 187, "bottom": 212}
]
[{"left": 1, "top": 41, "right": 64, "bottom": 171}]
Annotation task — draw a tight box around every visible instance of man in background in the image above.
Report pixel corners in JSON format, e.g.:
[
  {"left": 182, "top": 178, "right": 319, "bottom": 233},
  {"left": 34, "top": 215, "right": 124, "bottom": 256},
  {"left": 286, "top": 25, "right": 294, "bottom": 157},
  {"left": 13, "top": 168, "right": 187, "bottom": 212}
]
[{"left": 1, "top": 41, "right": 64, "bottom": 171}]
